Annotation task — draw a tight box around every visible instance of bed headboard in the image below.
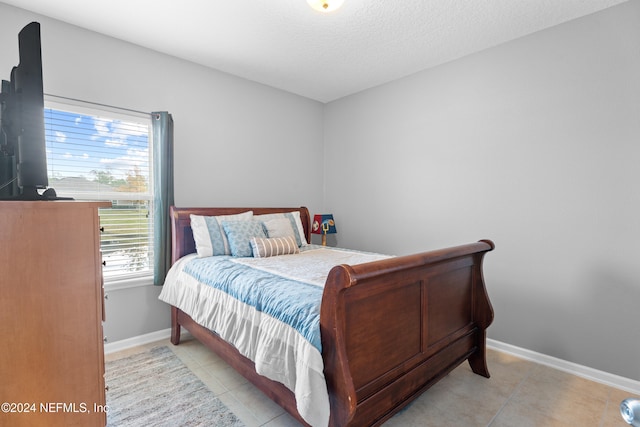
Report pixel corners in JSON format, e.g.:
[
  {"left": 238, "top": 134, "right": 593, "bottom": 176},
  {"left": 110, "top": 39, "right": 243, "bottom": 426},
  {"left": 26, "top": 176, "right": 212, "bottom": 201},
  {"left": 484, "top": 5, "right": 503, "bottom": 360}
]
[{"left": 170, "top": 206, "right": 311, "bottom": 264}]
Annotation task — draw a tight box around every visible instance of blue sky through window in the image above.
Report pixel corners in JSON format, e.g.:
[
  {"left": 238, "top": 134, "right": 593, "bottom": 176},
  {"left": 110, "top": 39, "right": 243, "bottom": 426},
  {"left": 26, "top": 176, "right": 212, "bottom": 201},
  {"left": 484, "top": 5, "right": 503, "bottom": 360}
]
[{"left": 44, "top": 108, "right": 149, "bottom": 187}]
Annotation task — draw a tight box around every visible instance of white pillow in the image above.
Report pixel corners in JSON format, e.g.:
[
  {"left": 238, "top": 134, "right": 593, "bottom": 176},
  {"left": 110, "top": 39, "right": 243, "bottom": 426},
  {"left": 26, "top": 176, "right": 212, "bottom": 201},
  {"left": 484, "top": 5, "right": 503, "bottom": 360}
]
[
  {"left": 255, "top": 211, "right": 308, "bottom": 246},
  {"left": 190, "top": 211, "right": 253, "bottom": 257},
  {"left": 263, "top": 218, "right": 296, "bottom": 239}
]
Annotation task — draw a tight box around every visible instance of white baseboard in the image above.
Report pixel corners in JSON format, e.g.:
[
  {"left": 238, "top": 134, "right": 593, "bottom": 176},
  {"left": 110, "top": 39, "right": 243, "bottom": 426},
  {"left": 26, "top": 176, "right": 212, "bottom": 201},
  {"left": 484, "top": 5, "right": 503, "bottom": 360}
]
[
  {"left": 104, "top": 331, "right": 639, "bottom": 394},
  {"left": 488, "top": 339, "right": 640, "bottom": 395},
  {"left": 104, "top": 328, "right": 172, "bottom": 354}
]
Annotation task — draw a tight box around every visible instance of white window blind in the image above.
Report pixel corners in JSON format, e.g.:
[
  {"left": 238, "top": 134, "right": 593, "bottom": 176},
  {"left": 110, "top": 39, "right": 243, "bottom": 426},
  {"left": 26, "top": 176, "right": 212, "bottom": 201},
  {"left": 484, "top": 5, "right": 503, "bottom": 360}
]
[{"left": 44, "top": 101, "right": 154, "bottom": 282}]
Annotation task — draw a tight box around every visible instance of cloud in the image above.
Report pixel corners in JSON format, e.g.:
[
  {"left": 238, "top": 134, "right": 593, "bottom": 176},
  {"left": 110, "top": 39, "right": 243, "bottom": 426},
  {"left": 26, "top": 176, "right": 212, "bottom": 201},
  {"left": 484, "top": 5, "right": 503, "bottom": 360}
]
[
  {"left": 113, "top": 121, "right": 148, "bottom": 138},
  {"left": 61, "top": 152, "right": 90, "bottom": 160},
  {"left": 99, "top": 146, "right": 149, "bottom": 179},
  {"left": 105, "top": 138, "right": 127, "bottom": 147},
  {"left": 92, "top": 117, "right": 148, "bottom": 148},
  {"left": 93, "top": 118, "right": 113, "bottom": 137},
  {"left": 127, "top": 147, "right": 148, "bottom": 158}
]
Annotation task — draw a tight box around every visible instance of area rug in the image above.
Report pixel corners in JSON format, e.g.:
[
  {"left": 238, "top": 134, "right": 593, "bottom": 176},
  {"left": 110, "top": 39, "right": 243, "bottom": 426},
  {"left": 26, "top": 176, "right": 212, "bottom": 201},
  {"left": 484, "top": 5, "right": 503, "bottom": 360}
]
[{"left": 105, "top": 346, "right": 245, "bottom": 427}]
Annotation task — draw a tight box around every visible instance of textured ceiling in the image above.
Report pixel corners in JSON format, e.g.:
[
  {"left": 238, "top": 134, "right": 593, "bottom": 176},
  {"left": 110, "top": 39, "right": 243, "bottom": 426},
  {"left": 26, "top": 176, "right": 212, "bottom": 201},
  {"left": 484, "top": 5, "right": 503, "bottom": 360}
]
[{"left": 1, "top": 0, "right": 629, "bottom": 102}]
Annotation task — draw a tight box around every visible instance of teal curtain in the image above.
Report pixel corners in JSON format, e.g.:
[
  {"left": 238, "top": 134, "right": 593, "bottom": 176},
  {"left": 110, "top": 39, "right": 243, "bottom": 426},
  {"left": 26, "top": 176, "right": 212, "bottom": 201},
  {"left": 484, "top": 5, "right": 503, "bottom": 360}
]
[{"left": 152, "top": 111, "right": 174, "bottom": 285}]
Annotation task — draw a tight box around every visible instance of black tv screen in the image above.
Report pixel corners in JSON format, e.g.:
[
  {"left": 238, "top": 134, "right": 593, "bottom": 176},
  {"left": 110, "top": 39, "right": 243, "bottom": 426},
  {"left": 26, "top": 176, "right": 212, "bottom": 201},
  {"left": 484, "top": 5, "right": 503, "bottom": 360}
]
[{"left": 0, "top": 22, "right": 52, "bottom": 200}]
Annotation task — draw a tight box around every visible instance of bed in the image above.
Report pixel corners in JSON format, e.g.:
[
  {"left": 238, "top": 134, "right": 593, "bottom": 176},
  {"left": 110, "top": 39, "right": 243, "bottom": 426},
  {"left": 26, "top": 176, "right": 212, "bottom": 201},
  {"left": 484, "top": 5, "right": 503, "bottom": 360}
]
[{"left": 160, "top": 206, "right": 495, "bottom": 427}]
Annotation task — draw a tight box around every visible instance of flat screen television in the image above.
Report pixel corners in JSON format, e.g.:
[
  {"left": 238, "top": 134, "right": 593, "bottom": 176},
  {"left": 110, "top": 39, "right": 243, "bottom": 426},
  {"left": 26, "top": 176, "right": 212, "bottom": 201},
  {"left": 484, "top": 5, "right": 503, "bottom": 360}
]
[{"left": 0, "top": 22, "right": 61, "bottom": 200}]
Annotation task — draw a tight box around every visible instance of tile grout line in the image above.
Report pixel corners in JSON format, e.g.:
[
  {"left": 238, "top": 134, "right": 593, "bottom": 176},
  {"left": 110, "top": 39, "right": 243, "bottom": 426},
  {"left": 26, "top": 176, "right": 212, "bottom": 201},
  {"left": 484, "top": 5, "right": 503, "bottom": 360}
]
[
  {"left": 598, "top": 388, "right": 613, "bottom": 427},
  {"left": 485, "top": 364, "right": 535, "bottom": 427}
]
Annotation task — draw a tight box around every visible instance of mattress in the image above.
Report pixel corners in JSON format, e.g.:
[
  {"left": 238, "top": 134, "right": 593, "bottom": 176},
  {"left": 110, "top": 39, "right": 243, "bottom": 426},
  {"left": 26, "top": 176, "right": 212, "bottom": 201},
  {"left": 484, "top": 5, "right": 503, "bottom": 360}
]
[{"left": 158, "top": 245, "right": 390, "bottom": 427}]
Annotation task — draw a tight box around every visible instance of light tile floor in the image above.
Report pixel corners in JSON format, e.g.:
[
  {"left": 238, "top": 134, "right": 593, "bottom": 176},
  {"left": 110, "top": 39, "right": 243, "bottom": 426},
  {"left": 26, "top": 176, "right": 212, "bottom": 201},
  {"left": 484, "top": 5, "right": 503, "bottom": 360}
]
[{"left": 105, "top": 338, "right": 639, "bottom": 427}]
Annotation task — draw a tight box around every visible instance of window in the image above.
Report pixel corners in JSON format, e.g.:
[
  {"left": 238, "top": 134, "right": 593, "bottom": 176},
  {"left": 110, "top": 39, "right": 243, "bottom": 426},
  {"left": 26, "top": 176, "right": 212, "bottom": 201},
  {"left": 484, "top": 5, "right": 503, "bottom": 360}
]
[{"left": 44, "top": 99, "right": 154, "bottom": 285}]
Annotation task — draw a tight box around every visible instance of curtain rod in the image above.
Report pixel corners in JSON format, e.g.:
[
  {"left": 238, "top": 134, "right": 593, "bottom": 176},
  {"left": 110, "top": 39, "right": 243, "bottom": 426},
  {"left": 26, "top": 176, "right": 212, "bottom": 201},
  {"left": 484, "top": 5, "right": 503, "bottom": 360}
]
[{"left": 44, "top": 93, "right": 151, "bottom": 117}]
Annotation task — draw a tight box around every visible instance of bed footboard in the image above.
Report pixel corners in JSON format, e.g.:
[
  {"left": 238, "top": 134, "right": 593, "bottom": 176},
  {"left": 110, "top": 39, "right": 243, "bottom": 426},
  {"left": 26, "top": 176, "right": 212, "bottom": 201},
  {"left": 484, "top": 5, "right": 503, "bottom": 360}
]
[{"left": 321, "top": 240, "right": 494, "bottom": 427}]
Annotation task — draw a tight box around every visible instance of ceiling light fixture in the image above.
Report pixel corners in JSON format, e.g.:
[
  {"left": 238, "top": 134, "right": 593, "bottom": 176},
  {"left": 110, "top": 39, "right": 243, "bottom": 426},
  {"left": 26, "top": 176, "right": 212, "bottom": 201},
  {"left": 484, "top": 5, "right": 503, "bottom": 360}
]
[{"left": 307, "top": 0, "right": 344, "bottom": 13}]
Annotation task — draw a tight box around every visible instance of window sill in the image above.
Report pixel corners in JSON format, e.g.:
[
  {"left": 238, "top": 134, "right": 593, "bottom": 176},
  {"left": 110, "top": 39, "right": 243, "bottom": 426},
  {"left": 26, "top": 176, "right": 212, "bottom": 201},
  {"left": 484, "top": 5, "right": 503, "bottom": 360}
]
[{"left": 104, "top": 274, "right": 154, "bottom": 291}]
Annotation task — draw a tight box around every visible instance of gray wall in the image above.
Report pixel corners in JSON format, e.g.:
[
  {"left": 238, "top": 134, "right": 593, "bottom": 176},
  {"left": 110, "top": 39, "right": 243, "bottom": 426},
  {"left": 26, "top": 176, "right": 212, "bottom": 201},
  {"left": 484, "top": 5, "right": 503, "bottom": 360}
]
[
  {"left": 323, "top": 1, "right": 640, "bottom": 380},
  {"left": 0, "top": 3, "right": 325, "bottom": 342}
]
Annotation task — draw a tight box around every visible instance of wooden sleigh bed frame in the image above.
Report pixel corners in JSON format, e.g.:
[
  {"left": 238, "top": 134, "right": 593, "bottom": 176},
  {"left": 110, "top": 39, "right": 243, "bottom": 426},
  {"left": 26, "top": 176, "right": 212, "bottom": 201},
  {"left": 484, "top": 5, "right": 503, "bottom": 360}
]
[{"left": 168, "top": 206, "right": 495, "bottom": 427}]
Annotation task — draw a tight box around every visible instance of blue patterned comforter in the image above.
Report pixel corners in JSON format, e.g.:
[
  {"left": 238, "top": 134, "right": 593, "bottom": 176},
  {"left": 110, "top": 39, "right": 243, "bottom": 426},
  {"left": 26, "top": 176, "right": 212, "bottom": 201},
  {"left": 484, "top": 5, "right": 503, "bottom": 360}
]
[{"left": 183, "top": 254, "right": 324, "bottom": 351}]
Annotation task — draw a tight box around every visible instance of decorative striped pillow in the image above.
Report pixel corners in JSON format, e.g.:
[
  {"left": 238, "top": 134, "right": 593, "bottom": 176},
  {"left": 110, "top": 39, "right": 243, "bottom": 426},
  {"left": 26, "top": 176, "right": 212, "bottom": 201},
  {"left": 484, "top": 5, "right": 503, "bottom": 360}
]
[{"left": 250, "top": 236, "right": 300, "bottom": 258}]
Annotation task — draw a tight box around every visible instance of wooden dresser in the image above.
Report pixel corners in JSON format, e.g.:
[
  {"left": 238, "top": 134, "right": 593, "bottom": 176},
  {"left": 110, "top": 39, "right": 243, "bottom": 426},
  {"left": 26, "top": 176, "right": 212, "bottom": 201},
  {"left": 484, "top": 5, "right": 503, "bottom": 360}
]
[{"left": 0, "top": 200, "right": 110, "bottom": 427}]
